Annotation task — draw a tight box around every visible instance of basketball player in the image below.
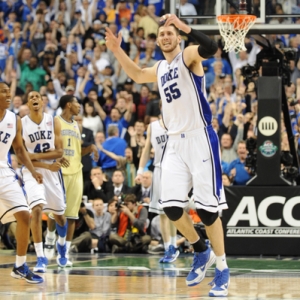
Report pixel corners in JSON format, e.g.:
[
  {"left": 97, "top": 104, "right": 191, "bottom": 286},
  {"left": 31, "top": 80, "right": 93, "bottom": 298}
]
[
  {"left": 136, "top": 117, "right": 179, "bottom": 263},
  {"left": 105, "top": 14, "right": 230, "bottom": 297},
  {"left": 0, "top": 82, "right": 43, "bottom": 283},
  {"left": 44, "top": 95, "right": 99, "bottom": 266},
  {"left": 22, "top": 91, "right": 69, "bottom": 271}
]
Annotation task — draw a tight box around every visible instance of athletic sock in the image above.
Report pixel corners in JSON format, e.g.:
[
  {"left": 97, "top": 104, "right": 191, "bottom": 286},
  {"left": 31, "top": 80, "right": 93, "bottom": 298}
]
[
  {"left": 216, "top": 254, "right": 228, "bottom": 271},
  {"left": 16, "top": 255, "right": 26, "bottom": 268},
  {"left": 34, "top": 242, "right": 45, "bottom": 257}
]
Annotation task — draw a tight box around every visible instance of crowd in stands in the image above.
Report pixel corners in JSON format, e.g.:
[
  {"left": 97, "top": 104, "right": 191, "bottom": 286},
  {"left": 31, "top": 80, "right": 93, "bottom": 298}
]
[{"left": 1, "top": 0, "right": 300, "bottom": 255}]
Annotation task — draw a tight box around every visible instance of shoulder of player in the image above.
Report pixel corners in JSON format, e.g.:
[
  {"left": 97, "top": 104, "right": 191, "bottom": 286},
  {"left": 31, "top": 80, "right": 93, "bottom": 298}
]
[{"left": 183, "top": 45, "right": 203, "bottom": 65}]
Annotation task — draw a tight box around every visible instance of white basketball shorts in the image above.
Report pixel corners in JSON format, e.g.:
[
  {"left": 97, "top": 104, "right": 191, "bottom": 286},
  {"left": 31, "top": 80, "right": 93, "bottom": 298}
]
[
  {"left": 160, "top": 125, "right": 228, "bottom": 213},
  {"left": 22, "top": 167, "right": 66, "bottom": 215},
  {"left": 0, "top": 168, "right": 29, "bottom": 224}
]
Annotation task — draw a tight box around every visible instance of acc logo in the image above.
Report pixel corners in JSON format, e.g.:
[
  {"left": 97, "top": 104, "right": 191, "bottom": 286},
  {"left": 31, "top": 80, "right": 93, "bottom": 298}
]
[
  {"left": 259, "top": 140, "right": 278, "bottom": 157},
  {"left": 227, "top": 196, "right": 300, "bottom": 227},
  {"left": 258, "top": 116, "right": 278, "bottom": 136}
]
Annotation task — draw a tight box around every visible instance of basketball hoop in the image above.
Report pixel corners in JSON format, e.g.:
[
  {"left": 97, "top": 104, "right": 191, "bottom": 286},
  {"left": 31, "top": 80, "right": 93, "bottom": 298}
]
[{"left": 217, "top": 14, "right": 256, "bottom": 53}]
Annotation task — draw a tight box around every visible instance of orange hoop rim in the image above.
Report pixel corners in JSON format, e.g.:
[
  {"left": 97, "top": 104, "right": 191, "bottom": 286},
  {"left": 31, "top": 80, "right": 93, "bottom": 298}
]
[{"left": 217, "top": 14, "right": 257, "bottom": 24}]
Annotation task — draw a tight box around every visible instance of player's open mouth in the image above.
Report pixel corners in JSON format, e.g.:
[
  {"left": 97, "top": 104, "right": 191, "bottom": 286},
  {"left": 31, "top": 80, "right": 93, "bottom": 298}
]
[
  {"left": 6, "top": 99, "right": 11, "bottom": 103},
  {"left": 33, "top": 102, "right": 39, "bottom": 106}
]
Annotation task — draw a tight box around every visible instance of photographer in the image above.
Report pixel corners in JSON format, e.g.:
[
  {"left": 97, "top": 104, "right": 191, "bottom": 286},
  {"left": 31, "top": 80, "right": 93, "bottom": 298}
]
[
  {"left": 70, "top": 198, "right": 111, "bottom": 253},
  {"left": 109, "top": 194, "right": 151, "bottom": 253}
]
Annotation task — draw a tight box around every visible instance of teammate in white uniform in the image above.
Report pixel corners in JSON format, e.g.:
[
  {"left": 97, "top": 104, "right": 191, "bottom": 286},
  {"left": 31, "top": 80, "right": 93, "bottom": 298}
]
[
  {"left": 137, "top": 118, "right": 179, "bottom": 263},
  {"left": 0, "top": 82, "right": 43, "bottom": 284},
  {"left": 22, "top": 91, "right": 69, "bottom": 270},
  {"left": 105, "top": 13, "right": 229, "bottom": 297}
]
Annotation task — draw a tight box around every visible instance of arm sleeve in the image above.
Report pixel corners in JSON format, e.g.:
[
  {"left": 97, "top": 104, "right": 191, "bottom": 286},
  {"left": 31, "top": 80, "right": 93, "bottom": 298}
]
[{"left": 188, "top": 29, "right": 218, "bottom": 59}]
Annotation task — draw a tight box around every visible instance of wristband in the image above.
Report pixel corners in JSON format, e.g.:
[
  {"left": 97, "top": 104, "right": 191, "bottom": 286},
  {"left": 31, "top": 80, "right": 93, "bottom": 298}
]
[{"left": 137, "top": 168, "right": 143, "bottom": 175}]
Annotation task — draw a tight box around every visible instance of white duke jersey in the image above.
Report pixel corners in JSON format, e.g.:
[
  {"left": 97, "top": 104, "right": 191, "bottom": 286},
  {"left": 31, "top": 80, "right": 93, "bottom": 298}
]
[
  {"left": 150, "top": 120, "right": 167, "bottom": 167},
  {"left": 0, "top": 110, "right": 17, "bottom": 168},
  {"left": 157, "top": 52, "right": 212, "bottom": 135},
  {"left": 22, "top": 113, "right": 55, "bottom": 164}
]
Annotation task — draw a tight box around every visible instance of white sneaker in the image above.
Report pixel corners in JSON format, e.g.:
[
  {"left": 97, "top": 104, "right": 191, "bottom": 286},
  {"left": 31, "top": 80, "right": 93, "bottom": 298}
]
[
  {"left": 65, "top": 254, "right": 73, "bottom": 267},
  {"left": 44, "top": 237, "right": 56, "bottom": 260}
]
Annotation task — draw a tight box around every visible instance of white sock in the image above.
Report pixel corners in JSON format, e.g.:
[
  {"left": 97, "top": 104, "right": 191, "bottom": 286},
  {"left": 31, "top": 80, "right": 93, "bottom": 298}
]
[
  {"left": 170, "top": 236, "right": 177, "bottom": 248},
  {"left": 58, "top": 236, "right": 66, "bottom": 246},
  {"left": 216, "top": 254, "right": 228, "bottom": 271},
  {"left": 34, "top": 242, "right": 45, "bottom": 257},
  {"left": 46, "top": 228, "right": 56, "bottom": 240},
  {"left": 16, "top": 255, "right": 26, "bottom": 268},
  {"left": 164, "top": 242, "right": 170, "bottom": 251},
  {"left": 66, "top": 241, "right": 71, "bottom": 254}
]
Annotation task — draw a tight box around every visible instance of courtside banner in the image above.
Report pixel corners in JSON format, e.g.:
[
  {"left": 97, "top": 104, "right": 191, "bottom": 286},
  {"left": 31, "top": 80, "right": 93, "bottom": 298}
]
[{"left": 223, "top": 186, "right": 300, "bottom": 255}]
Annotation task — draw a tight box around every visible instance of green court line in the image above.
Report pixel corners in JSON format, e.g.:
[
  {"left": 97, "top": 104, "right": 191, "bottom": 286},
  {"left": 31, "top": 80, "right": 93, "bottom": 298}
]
[{"left": 46, "top": 256, "right": 300, "bottom": 272}]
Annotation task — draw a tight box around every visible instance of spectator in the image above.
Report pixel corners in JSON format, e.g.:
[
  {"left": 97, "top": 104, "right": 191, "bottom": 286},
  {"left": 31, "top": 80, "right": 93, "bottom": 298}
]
[
  {"left": 109, "top": 194, "right": 151, "bottom": 253},
  {"left": 73, "top": 114, "right": 97, "bottom": 186},
  {"left": 70, "top": 198, "right": 111, "bottom": 253},
  {"left": 97, "top": 125, "right": 127, "bottom": 178},
  {"left": 82, "top": 101, "right": 104, "bottom": 137},
  {"left": 105, "top": 169, "right": 131, "bottom": 200},
  {"left": 145, "top": 91, "right": 161, "bottom": 125},
  {"left": 19, "top": 56, "right": 46, "bottom": 92},
  {"left": 83, "top": 167, "right": 110, "bottom": 203},
  {"left": 10, "top": 95, "right": 23, "bottom": 115},
  {"left": 97, "top": 98, "right": 133, "bottom": 139},
  {"left": 138, "top": 5, "right": 159, "bottom": 38},
  {"left": 227, "top": 141, "right": 252, "bottom": 185}
]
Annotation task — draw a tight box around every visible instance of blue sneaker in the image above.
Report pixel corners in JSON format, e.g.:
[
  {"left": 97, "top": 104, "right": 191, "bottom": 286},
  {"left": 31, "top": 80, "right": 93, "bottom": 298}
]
[
  {"left": 56, "top": 242, "right": 67, "bottom": 267},
  {"left": 11, "top": 263, "right": 44, "bottom": 284},
  {"left": 159, "top": 245, "right": 180, "bottom": 263},
  {"left": 186, "top": 247, "right": 216, "bottom": 287},
  {"left": 209, "top": 268, "right": 230, "bottom": 297},
  {"left": 33, "top": 257, "right": 48, "bottom": 273}
]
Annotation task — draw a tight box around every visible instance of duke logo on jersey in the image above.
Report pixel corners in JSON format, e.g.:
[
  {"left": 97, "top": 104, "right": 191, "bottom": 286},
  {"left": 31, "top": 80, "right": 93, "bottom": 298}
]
[
  {"left": 0, "top": 131, "right": 11, "bottom": 144},
  {"left": 22, "top": 113, "right": 55, "bottom": 161}
]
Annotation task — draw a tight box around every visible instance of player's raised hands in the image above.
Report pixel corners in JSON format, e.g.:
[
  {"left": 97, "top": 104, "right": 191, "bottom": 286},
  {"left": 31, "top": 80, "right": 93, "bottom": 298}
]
[
  {"left": 105, "top": 27, "right": 122, "bottom": 52},
  {"left": 160, "top": 13, "right": 183, "bottom": 29}
]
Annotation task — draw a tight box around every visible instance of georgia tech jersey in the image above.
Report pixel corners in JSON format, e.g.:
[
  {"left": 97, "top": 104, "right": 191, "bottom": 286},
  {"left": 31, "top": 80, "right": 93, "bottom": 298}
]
[
  {"left": 56, "top": 115, "right": 82, "bottom": 175},
  {"left": 22, "top": 113, "right": 55, "bottom": 163},
  {"left": 157, "top": 52, "right": 212, "bottom": 135},
  {"left": 0, "top": 110, "right": 17, "bottom": 168}
]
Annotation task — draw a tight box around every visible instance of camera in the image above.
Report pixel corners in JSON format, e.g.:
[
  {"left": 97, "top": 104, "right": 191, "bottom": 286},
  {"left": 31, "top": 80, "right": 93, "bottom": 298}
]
[{"left": 115, "top": 201, "right": 124, "bottom": 209}]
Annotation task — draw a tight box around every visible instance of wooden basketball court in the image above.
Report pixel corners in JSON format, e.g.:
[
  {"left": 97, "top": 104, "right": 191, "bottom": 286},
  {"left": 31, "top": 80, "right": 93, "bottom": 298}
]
[{"left": 0, "top": 250, "right": 299, "bottom": 299}]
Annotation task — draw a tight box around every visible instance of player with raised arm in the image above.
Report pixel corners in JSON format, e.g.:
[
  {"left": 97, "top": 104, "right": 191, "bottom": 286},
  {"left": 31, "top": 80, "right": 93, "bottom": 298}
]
[{"left": 105, "top": 13, "right": 230, "bottom": 297}]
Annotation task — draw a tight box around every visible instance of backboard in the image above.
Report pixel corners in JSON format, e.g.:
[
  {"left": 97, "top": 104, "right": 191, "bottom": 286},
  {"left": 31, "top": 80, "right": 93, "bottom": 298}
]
[{"left": 171, "top": 0, "right": 300, "bottom": 35}]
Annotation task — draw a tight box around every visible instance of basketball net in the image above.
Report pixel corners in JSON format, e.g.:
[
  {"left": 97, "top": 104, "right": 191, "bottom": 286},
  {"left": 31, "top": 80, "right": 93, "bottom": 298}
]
[{"left": 217, "top": 14, "right": 256, "bottom": 53}]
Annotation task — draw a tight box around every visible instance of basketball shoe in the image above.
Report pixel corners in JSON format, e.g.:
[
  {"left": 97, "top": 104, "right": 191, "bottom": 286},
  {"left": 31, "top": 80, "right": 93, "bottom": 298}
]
[
  {"left": 159, "top": 245, "right": 180, "bottom": 263},
  {"left": 44, "top": 236, "right": 56, "bottom": 260},
  {"left": 65, "top": 253, "right": 73, "bottom": 267},
  {"left": 11, "top": 263, "right": 44, "bottom": 284},
  {"left": 208, "top": 268, "right": 230, "bottom": 297},
  {"left": 56, "top": 242, "right": 67, "bottom": 267},
  {"left": 186, "top": 246, "right": 216, "bottom": 286},
  {"left": 33, "top": 257, "right": 48, "bottom": 273}
]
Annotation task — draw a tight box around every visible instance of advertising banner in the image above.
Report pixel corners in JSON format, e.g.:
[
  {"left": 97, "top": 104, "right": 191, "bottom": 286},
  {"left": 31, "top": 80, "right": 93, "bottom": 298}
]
[{"left": 223, "top": 186, "right": 300, "bottom": 255}]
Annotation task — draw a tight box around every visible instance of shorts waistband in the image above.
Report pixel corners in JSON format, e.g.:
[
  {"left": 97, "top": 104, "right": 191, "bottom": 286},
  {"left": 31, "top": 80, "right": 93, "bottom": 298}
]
[{"left": 168, "top": 125, "right": 212, "bottom": 140}]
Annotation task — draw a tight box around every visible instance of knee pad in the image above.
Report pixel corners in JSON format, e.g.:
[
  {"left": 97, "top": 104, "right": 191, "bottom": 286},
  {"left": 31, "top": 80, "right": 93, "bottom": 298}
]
[
  {"left": 163, "top": 206, "right": 184, "bottom": 221},
  {"left": 196, "top": 209, "right": 218, "bottom": 226}
]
